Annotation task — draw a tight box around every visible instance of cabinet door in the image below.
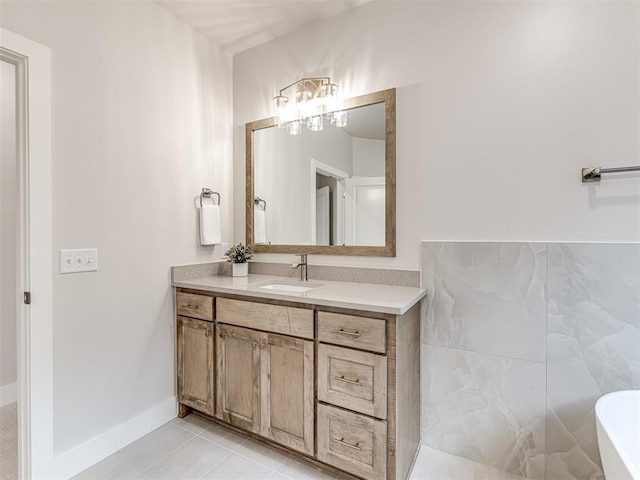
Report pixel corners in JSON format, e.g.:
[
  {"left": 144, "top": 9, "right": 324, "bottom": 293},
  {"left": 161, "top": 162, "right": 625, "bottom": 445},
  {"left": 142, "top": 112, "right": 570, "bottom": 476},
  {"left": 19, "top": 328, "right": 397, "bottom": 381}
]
[
  {"left": 216, "top": 324, "right": 261, "bottom": 434},
  {"left": 261, "top": 333, "right": 314, "bottom": 455},
  {"left": 177, "top": 316, "right": 214, "bottom": 416}
]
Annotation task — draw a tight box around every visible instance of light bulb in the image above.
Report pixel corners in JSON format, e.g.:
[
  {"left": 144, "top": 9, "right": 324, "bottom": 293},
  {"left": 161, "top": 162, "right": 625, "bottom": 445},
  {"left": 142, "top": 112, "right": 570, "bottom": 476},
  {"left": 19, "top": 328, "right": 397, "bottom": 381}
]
[
  {"left": 273, "top": 95, "right": 289, "bottom": 128},
  {"left": 321, "top": 83, "right": 338, "bottom": 115},
  {"left": 307, "top": 115, "right": 324, "bottom": 132},
  {"left": 288, "top": 120, "right": 302, "bottom": 135},
  {"left": 331, "top": 111, "right": 348, "bottom": 128}
]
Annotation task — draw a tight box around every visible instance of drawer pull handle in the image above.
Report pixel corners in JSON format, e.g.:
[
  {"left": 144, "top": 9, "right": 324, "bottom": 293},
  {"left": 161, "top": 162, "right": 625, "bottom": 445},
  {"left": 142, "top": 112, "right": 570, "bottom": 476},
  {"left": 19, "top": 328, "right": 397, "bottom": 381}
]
[
  {"left": 334, "top": 375, "right": 362, "bottom": 386},
  {"left": 332, "top": 328, "right": 361, "bottom": 337},
  {"left": 334, "top": 437, "right": 362, "bottom": 451},
  {"left": 186, "top": 304, "right": 199, "bottom": 310}
]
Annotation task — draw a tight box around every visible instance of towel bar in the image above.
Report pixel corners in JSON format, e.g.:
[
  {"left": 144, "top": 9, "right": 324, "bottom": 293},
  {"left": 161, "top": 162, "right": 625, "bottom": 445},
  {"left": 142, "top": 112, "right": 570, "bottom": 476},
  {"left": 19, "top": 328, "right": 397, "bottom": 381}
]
[
  {"left": 254, "top": 196, "right": 267, "bottom": 211},
  {"left": 200, "top": 188, "right": 220, "bottom": 207},
  {"left": 582, "top": 165, "right": 640, "bottom": 183}
]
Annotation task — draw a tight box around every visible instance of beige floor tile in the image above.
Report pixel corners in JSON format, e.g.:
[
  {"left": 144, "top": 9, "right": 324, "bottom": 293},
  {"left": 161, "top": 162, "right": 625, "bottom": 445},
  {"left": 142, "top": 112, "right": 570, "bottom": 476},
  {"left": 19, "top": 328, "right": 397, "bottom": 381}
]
[
  {"left": 198, "top": 422, "right": 248, "bottom": 451},
  {"left": 268, "top": 474, "right": 290, "bottom": 480},
  {"left": 409, "top": 446, "right": 475, "bottom": 480},
  {"left": 201, "top": 452, "right": 275, "bottom": 479},
  {"left": 235, "top": 439, "right": 289, "bottom": 471},
  {"left": 276, "top": 456, "right": 336, "bottom": 480},
  {"left": 73, "top": 422, "right": 194, "bottom": 480},
  {"left": 135, "top": 436, "right": 230, "bottom": 480},
  {"left": 172, "top": 414, "right": 215, "bottom": 435},
  {"left": 473, "top": 463, "right": 527, "bottom": 480},
  {"left": 0, "top": 403, "right": 17, "bottom": 480}
]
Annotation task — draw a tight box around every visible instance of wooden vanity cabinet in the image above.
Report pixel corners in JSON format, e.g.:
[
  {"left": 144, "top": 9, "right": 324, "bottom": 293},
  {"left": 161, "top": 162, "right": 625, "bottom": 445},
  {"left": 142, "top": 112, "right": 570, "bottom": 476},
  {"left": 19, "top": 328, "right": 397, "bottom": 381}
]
[{"left": 175, "top": 288, "right": 421, "bottom": 480}]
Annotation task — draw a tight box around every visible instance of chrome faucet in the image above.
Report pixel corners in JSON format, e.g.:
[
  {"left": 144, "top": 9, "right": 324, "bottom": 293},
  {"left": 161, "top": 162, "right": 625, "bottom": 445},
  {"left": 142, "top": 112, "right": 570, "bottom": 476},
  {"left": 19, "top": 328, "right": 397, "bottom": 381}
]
[{"left": 292, "top": 254, "right": 308, "bottom": 282}]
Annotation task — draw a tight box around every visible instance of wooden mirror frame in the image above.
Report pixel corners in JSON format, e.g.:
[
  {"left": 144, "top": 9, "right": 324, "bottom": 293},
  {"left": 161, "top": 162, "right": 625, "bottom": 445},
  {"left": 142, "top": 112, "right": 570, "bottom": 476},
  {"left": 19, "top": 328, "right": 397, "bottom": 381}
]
[{"left": 246, "top": 87, "right": 396, "bottom": 257}]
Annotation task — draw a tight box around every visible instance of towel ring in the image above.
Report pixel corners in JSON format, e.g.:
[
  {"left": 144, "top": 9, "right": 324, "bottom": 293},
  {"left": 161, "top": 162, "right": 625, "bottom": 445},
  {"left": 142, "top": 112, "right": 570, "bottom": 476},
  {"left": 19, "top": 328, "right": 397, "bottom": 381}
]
[
  {"left": 200, "top": 188, "right": 220, "bottom": 208},
  {"left": 254, "top": 196, "right": 267, "bottom": 211}
]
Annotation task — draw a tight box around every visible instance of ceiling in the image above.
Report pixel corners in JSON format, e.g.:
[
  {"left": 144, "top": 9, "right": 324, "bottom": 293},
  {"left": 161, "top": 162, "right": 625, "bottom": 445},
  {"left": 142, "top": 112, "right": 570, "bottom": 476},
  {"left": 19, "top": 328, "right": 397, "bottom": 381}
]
[{"left": 154, "top": 0, "right": 370, "bottom": 55}]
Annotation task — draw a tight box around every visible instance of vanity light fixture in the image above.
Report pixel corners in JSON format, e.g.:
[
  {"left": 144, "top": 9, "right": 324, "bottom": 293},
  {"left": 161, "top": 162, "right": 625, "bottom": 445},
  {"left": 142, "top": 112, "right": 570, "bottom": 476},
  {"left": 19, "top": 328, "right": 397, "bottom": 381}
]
[{"left": 273, "top": 77, "right": 347, "bottom": 134}]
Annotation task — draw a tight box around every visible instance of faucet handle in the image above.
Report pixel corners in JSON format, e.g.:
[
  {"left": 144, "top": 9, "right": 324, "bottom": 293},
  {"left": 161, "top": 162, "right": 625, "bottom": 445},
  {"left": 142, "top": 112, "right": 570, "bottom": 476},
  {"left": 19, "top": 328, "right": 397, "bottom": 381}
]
[{"left": 292, "top": 254, "right": 307, "bottom": 269}]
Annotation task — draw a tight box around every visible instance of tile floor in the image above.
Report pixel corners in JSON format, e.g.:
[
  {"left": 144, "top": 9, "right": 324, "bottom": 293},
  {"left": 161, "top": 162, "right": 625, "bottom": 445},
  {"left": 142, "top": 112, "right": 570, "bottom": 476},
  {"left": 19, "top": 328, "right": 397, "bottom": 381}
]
[
  {"left": 0, "top": 402, "right": 18, "bottom": 480},
  {"left": 72, "top": 413, "right": 528, "bottom": 480},
  {"left": 411, "top": 446, "right": 528, "bottom": 480},
  {"left": 73, "top": 414, "right": 341, "bottom": 480}
]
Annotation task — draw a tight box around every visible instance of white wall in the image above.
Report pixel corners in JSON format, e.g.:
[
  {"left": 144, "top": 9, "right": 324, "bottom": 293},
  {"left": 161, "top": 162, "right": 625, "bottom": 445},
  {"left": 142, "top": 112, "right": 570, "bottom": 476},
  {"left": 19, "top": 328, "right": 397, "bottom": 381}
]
[
  {"left": 0, "top": 0, "right": 232, "bottom": 455},
  {"left": 0, "top": 60, "right": 17, "bottom": 396},
  {"left": 234, "top": 1, "right": 640, "bottom": 270},
  {"left": 352, "top": 137, "right": 384, "bottom": 177}
]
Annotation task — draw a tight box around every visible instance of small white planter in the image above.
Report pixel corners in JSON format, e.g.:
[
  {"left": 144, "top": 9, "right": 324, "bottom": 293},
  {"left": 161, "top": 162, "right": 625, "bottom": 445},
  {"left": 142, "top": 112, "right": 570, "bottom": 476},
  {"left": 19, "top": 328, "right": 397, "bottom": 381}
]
[{"left": 232, "top": 263, "right": 248, "bottom": 277}]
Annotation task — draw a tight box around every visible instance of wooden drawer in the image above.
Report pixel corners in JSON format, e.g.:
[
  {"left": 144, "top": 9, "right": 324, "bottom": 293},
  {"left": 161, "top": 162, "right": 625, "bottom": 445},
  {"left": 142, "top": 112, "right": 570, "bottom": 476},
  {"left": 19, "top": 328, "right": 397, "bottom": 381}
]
[
  {"left": 177, "top": 292, "right": 213, "bottom": 321},
  {"left": 317, "top": 404, "right": 387, "bottom": 480},
  {"left": 318, "top": 312, "right": 386, "bottom": 353},
  {"left": 318, "top": 344, "right": 387, "bottom": 419},
  {"left": 217, "top": 297, "right": 313, "bottom": 340}
]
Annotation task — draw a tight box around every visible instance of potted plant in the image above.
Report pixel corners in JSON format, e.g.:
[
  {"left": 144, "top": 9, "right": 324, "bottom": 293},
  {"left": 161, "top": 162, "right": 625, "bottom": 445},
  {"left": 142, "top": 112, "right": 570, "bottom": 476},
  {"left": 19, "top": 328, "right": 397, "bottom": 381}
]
[{"left": 224, "top": 242, "right": 253, "bottom": 277}]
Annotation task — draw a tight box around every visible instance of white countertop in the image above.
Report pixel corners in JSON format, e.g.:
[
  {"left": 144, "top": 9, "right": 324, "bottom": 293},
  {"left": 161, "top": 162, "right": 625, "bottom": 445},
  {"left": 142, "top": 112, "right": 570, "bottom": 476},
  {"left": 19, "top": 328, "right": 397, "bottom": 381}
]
[{"left": 172, "top": 274, "right": 426, "bottom": 315}]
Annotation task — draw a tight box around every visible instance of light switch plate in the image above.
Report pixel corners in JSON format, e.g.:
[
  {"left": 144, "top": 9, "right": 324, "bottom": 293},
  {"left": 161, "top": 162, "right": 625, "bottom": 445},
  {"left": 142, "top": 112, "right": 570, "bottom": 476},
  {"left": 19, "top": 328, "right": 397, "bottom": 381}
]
[{"left": 60, "top": 249, "right": 98, "bottom": 274}]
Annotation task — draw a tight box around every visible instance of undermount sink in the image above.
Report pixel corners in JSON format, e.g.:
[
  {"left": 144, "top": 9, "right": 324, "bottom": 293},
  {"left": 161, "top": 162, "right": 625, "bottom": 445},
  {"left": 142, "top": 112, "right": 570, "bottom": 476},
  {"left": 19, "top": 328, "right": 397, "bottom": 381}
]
[{"left": 258, "top": 282, "right": 321, "bottom": 293}]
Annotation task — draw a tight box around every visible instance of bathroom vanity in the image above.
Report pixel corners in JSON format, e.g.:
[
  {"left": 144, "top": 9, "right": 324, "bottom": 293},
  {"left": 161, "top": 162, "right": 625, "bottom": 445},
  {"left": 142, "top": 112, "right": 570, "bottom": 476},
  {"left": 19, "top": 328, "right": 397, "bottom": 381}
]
[{"left": 173, "top": 274, "right": 425, "bottom": 480}]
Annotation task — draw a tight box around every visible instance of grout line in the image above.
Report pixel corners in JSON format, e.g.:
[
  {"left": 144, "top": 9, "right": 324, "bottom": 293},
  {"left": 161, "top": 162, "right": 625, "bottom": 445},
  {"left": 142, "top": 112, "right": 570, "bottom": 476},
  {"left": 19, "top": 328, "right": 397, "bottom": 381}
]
[
  {"left": 232, "top": 442, "right": 291, "bottom": 472},
  {"left": 421, "top": 342, "right": 547, "bottom": 366},
  {"left": 544, "top": 242, "right": 549, "bottom": 480},
  {"left": 195, "top": 450, "right": 235, "bottom": 480},
  {"left": 172, "top": 416, "right": 251, "bottom": 452},
  {"left": 130, "top": 433, "right": 198, "bottom": 480},
  {"left": 169, "top": 420, "right": 209, "bottom": 436},
  {"left": 193, "top": 427, "right": 249, "bottom": 451}
]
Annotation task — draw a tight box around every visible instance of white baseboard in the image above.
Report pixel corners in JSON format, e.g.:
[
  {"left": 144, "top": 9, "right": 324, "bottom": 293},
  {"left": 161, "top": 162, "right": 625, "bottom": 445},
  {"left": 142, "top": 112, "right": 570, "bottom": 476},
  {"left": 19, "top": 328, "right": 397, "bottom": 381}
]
[
  {"left": 0, "top": 382, "right": 17, "bottom": 407},
  {"left": 51, "top": 396, "right": 177, "bottom": 479}
]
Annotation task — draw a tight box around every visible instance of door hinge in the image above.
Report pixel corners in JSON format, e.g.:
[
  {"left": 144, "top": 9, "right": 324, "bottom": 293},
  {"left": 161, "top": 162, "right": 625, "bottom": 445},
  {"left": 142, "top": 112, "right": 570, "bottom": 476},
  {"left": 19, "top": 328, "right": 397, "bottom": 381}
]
[{"left": 24, "top": 292, "right": 31, "bottom": 305}]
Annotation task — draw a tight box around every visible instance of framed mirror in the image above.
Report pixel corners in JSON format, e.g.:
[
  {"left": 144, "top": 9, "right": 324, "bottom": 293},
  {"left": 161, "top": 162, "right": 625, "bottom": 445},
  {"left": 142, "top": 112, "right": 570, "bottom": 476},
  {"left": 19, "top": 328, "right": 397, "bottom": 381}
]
[{"left": 246, "top": 88, "right": 395, "bottom": 256}]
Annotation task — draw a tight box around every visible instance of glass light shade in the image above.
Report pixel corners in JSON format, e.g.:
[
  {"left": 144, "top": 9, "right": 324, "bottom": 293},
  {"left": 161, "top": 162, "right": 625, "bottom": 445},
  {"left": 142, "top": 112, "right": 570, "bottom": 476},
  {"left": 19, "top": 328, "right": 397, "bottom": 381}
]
[
  {"left": 274, "top": 95, "right": 289, "bottom": 128},
  {"left": 331, "top": 111, "right": 348, "bottom": 128},
  {"left": 287, "top": 120, "right": 302, "bottom": 135},
  {"left": 295, "top": 88, "right": 312, "bottom": 104},
  {"left": 307, "top": 115, "right": 324, "bottom": 132},
  {"left": 321, "top": 83, "right": 337, "bottom": 99},
  {"left": 321, "top": 83, "right": 339, "bottom": 115}
]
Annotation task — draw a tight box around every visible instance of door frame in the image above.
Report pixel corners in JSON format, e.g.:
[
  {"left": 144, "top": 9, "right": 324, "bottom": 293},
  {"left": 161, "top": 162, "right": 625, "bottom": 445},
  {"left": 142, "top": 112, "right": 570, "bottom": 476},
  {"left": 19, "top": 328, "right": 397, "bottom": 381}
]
[
  {"left": 315, "top": 186, "right": 330, "bottom": 245},
  {"left": 310, "top": 159, "right": 348, "bottom": 246},
  {"left": 1, "top": 28, "right": 53, "bottom": 479}
]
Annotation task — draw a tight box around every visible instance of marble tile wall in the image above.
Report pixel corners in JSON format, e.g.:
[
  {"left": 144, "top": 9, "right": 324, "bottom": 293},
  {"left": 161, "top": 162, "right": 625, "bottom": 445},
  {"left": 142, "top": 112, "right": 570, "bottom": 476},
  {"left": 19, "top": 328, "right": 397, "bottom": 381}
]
[
  {"left": 421, "top": 242, "right": 640, "bottom": 480},
  {"left": 546, "top": 244, "right": 640, "bottom": 480}
]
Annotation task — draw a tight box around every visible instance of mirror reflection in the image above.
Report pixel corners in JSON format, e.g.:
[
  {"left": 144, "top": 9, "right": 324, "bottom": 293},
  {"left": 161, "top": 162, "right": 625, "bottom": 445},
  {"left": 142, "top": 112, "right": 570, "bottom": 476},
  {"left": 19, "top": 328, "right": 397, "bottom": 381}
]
[{"left": 253, "top": 102, "right": 386, "bottom": 247}]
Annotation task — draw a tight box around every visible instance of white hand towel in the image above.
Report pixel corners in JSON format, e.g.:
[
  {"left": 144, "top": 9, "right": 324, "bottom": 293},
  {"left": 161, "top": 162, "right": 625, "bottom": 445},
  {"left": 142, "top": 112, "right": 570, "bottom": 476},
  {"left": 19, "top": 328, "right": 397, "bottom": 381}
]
[
  {"left": 254, "top": 208, "right": 267, "bottom": 244},
  {"left": 200, "top": 204, "right": 221, "bottom": 245}
]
